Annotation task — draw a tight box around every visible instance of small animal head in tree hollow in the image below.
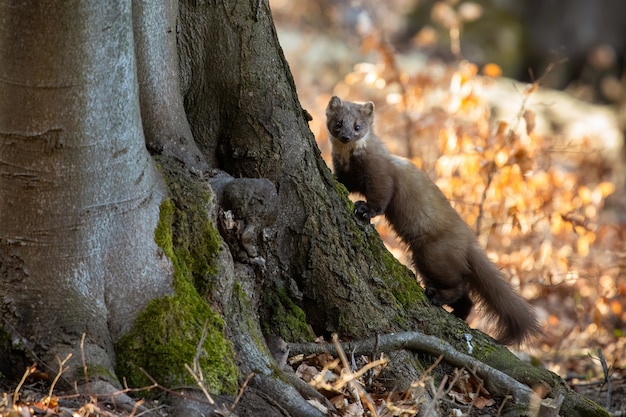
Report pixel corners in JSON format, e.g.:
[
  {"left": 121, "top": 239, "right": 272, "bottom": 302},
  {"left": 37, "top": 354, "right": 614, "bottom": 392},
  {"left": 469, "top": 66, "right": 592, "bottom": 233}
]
[{"left": 325, "top": 96, "right": 374, "bottom": 145}]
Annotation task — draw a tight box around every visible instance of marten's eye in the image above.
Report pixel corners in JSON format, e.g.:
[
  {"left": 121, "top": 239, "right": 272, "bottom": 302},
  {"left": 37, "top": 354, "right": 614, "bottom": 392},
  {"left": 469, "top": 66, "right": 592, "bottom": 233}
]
[
  {"left": 354, "top": 124, "right": 361, "bottom": 131},
  {"left": 335, "top": 121, "right": 343, "bottom": 128}
]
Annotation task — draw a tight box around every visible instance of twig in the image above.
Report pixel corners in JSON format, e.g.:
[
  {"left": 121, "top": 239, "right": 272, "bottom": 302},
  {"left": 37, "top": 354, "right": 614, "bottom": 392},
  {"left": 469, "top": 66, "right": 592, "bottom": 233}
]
[
  {"left": 12, "top": 364, "right": 37, "bottom": 405},
  {"left": 365, "top": 333, "right": 381, "bottom": 386},
  {"left": 531, "top": 58, "right": 569, "bottom": 87},
  {"left": 80, "top": 333, "right": 88, "bottom": 382},
  {"left": 463, "top": 366, "right": 485, "bottom": 414},
  {"left": 597, "top": 348, "right": 611, "bottom": 410},
  {"left": 422, "top": 373, "right": 448, "bottom": 416},
  {"left": 134, "top": 404, "right": 169, "bottom": 417},
  {"left": 127, "top": 398, "right": 145, "bottom": 417},
  {"left": 332, "top": 333, "right": 379, "bottom": 417},
  {"left": 44, "top": 353, "right": 72, "bottom": 407},
  {"left": 422, "top": 354, "right": 444, "bottom": 378},
  {"left": 184, "top": 363, "right": 214, "bottom": 405},
  {"left": 184, "top": 320, "right": 215, "bottom": 404},
  {"left": 194, "top": 320, "right": 210, "bottom": 371},
  {"left": 79, "top": 332, "right": 92, "bottom": 399},
  {"left": 227, "top": 372, "right": 254, "bottom": 417},
  {"left": 496, "top": 394, "right": 512, "bottom": 417}
]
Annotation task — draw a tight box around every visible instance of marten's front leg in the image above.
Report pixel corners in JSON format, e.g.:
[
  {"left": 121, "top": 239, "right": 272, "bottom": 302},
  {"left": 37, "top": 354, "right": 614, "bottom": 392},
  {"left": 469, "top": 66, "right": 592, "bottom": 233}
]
[{"left": 354, "top": 161, "right": 394, "bottom": 221}]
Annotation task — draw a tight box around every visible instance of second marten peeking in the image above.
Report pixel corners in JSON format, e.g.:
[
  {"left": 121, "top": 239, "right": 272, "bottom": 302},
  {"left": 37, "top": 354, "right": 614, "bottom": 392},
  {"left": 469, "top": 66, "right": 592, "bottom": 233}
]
[{"left": 325, "top": 96, "right": 541, "bottom": 344}]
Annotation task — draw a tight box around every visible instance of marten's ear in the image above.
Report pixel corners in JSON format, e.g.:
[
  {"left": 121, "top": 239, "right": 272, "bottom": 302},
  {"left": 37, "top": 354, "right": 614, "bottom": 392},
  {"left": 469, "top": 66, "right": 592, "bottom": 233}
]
[
  {"left": 361, "top": 101, "right": 374, "bottom": 118},
  {"left": 327, "top": 96, "right": 342, "bottom": 111}
]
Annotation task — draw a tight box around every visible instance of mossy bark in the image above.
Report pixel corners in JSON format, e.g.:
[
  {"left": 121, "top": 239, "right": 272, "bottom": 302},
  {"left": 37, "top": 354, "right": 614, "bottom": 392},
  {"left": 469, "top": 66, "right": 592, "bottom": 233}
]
[{"left": 115, "top": 183, "right": 238, "bottom": 393}]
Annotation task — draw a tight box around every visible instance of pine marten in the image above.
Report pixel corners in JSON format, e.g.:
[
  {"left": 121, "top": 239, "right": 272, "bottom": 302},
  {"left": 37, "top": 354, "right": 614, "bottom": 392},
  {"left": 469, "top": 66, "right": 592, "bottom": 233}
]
[{"left": 325, "top": 96, "right": 541, "bottom": 344}]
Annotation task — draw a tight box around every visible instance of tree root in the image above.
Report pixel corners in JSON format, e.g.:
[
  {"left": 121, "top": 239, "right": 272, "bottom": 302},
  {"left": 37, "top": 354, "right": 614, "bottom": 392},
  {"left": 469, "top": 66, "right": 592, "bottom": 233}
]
[{"left": 289, "top": 331, "right": 534, "bottom": 406}]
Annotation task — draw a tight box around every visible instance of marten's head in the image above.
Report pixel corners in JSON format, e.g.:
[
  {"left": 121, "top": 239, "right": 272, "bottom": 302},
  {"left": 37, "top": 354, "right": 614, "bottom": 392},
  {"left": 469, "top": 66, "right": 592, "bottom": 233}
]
[{"left": 326, "top": 96, "right": 374, "bottom": 145}]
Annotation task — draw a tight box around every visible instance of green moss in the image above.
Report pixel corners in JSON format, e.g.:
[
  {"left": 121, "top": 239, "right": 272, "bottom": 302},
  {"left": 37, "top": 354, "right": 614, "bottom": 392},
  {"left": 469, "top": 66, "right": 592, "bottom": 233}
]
[
  {"left": 333, "top": 178, "right": 351, "bottom": 205},
  {"left": 365, "top": 228, "right": 425, "bottom": 309},
  {"left": 154, "top": 198, "right": 175, "bottom": 258},
  {"left": 84, "top": 364, "right": 117, "bottom": 382},
  {"left": 260, "top": 287, "right": 313, "bottom": 342},
  {"left": 568, "top": 397, "right": 612, "bottom": 417},
  {"left": 154, "top": 157, "right": 222, "bottom": 296},
  {"left": 336, "top": 179, "right": 424, "bottom": 310},
  {"left": 115, "top": 197, "right": 238, "bottom": 394},
  {"left": 171, "top": 195, "right": 222, "bottom": 296},
  {"left": 231, "top": 283, "right": 262, "bottom": 340}
]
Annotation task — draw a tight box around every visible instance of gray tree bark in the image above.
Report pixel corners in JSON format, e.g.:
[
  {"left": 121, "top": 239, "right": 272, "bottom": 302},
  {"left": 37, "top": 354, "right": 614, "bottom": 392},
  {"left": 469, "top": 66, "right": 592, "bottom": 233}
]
[
  {"left": 133, "top": 0, "right": 207, "bottom": 172},
  {"left": 0, "top": 1, "right": 170, "bottom": 383}
]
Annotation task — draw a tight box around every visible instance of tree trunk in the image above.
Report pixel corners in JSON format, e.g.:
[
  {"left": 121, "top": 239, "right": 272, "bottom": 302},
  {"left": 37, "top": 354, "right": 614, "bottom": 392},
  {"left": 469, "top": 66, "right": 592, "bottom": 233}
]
[
  {"left": 132, "top": 0, "right": 207, "bottom": 172},
  {"left": 0, "top": 1, "right": 611, "bottom": 416},
  {"left": 0, "top": 1, "right": 170, "bottom": 383},
  {"left": 178, "top": 0, "right": 424, "bottom": 339}
]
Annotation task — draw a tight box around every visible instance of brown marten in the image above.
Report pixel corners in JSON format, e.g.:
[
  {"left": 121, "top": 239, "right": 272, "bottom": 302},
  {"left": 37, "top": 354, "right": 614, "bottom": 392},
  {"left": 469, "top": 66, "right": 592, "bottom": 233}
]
[{"left": 326, "top": 96, "right": 541, "bottom": 344}]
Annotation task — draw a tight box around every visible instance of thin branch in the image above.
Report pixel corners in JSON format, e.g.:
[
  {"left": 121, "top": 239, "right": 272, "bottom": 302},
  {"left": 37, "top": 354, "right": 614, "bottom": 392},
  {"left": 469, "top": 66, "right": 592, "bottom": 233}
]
[
  {"left": 332, "top": 334, "right": 379, "bottom": 417},
  {"left": 227, "top": 372, "right": 255, "bottom": 417},
  {"left": 12, "top": 364, "right": 37, "bottom": 405},
  {"left": 421, "top": 373, "right": 448, "bottom": 416},
  {"left": 184, "top": 363, "right": 214, "bottom": 405},
  {"left": 597, "top": 348, "right": 611, "bottom": 410},
  {"left": 44, "top": 353, "right": 72, "bottom": 407},
  {"left": 184, "top": 320, "right": 215, "bottom": 404}
]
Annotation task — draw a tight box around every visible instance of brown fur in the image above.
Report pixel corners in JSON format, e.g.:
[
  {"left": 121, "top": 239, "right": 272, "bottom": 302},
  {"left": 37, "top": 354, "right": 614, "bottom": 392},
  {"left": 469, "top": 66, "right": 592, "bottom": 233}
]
[{"left": 326, "top": 96, "right": 541, "bottom": 344}]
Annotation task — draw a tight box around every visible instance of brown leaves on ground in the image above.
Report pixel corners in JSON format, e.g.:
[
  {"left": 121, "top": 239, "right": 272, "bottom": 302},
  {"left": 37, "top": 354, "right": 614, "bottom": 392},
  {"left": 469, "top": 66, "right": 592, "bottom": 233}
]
[{"left": 287, "top": 337, "right": 531, "bottom": 416}]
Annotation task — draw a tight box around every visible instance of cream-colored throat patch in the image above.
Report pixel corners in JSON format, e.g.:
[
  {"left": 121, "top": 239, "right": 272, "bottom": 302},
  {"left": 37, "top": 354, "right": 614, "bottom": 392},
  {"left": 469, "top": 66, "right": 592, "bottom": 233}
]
[{"left": 330, "top": 132, "right": 370, "bottom": 168}]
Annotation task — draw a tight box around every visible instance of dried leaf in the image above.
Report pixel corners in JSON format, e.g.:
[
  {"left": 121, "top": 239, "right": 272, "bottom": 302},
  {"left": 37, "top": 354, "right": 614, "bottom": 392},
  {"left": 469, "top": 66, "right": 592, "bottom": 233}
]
[
  {"left": 296, "top": 363, "right": 319, "bottom": 382},
  {"left": 523, "top": 110, "right": 536, "bottom": 135},
  {"left": 482, "top": 63, "right": 502, "bottom": 78},
  {"left": 343, "top": 402, "right": 364, "bottom": 417}
]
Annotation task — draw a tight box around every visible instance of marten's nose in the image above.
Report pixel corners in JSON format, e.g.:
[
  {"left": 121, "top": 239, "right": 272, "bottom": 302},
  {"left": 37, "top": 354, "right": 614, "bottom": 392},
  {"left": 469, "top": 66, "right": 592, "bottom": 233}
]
[{"left": 341, "top": 135, "right": 350, "bottom": 143}]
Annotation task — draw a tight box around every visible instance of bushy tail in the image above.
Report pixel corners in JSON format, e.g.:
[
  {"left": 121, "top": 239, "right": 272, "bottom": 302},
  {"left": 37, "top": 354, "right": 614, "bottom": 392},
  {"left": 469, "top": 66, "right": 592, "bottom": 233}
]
[{"left": 466, "top": 245, "right": 542, "bottom": 344}]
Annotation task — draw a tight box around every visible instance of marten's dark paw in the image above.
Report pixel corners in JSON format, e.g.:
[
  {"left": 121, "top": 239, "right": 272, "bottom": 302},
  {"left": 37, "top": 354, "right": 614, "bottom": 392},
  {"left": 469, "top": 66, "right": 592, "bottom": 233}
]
[
  {"left": 426, "top": 287, "right": 473, "bottom": 320},
  {"left": 424, "top": 287, "right": 442, "bottom": 305},
  {"left": 450, "top": 294, "right": 473, "bottom": 320},
  {"left": 354, "top": 201, "right": 375, "bottom": 221}
]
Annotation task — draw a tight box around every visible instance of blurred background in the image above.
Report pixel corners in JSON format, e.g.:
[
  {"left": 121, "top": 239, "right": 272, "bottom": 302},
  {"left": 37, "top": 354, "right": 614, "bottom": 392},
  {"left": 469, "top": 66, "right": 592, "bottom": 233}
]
[
  {"left": 272, "top": 0, "right": 626, "bottom": 102},
  {"left": 270, "top": 0, "right": 626, "bottom": 409}
]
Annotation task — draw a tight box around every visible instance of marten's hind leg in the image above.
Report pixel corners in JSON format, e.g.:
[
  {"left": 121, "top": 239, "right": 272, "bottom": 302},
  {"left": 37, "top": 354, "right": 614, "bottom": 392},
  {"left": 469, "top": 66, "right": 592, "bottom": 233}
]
[
  {"left": 449, "top": 293, "right": 472, "bottom": 319},
  {"left": 413, "top": 238, "right": 474, "bottom": 319},
  {"left": 424, "top": 284, "right": 472, "bottom": 319}
]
